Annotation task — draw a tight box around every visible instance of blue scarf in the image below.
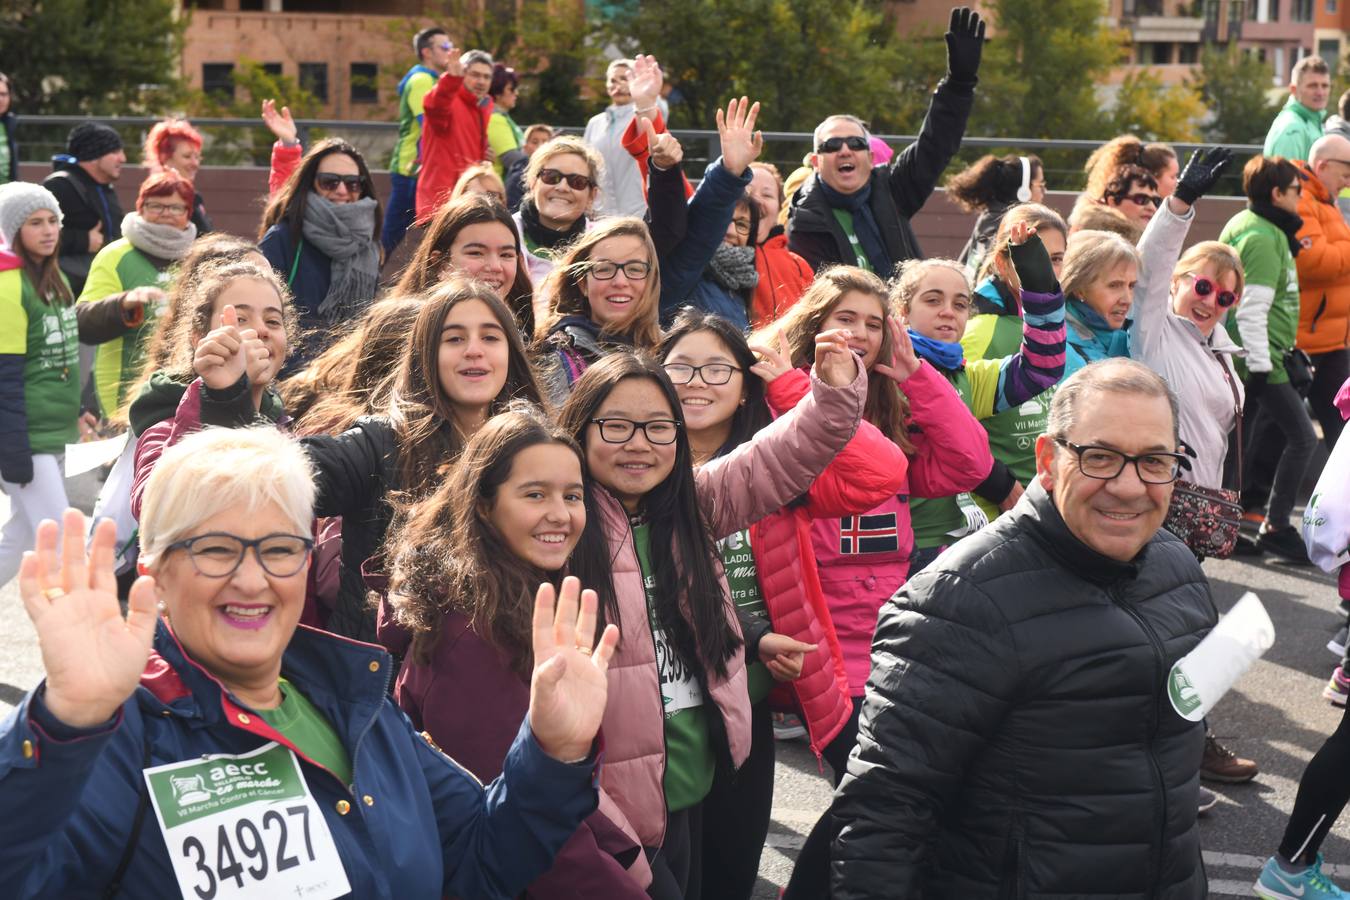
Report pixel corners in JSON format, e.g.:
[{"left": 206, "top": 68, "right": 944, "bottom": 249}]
[
  {"left": 908, "top": 330, "right": 965, "bottom": 371},
  {"left": 815, "top": 175, "right": 890, "bottom": 275}
]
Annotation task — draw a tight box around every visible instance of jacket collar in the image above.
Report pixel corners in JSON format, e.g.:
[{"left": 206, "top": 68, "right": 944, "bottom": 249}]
[
  {"left": 1067, "top": 298, "right": 1132, "bottom": 350},
  {"left": 1016, "top": 479, "right": 1143, "bottom": 585},
  {"left": 974, "top": 276, "right": 1018, "bottom": 316},
  {"left": 1295, "top": 159, "right": 1334, "bottom": 205},
  {"left": 1283, "top": 96, "right": 1326, "bottom": 126}
]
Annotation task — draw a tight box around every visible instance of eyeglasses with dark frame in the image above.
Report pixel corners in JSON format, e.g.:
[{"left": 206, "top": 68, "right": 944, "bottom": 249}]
[
  {"left": 538, "top": 168, "right": 595, "bottom": 191},
  {"left": 588, "top": 260, "right": 651, "bottom": 281},
  {"left": 315, "top": 173, "right": 364, "bottom": 193},
  {"left": 590, "top": 417, "right": 681, "bottom": 445},
  {"left": 1183, "top": 272, "right": 1237, "bottom": 308},
  {"left": 1115, "top": 192, "right": 1162, "bottom": 208},
  {"left": 662, "top": 362, "right": 743, "bottom": 385},
  {"left": 165, "top": 533, "right": 315, "bottom": 578},
  {"left": 1053, "top": 439, "right": 1188, "bottom": 485},
  {"left": 816, "top": 135, "right": 869, "bottom": 154},
  {"left": 143, "top": 201, "right": 189, "bottom": 216}
]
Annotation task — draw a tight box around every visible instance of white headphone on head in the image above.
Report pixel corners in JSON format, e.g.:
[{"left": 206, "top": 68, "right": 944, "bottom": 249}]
[{"left": 1016, "top": 156, "right": 1033, "bottom": 203}]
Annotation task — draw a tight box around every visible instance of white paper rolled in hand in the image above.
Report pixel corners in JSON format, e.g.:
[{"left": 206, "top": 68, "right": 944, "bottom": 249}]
[{"left": 1167, "top": 592, "right": 1274, "bottom": 722}]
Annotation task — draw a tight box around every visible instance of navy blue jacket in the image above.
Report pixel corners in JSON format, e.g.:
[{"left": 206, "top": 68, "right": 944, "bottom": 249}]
[
  {"left": 656, "top": 159, "right": 752, "bottom": 328},
  {"left": 0, "top": 621, "right": 600, "bottom": 899},
  {"left": 260, "top": 222, "right": 332, "bottom": 369}
]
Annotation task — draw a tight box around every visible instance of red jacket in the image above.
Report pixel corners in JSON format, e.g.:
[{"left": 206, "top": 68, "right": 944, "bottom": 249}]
[
  {"left": 752, "top": 232, "right": 813, "bottom": 328},
  {"left": 751, "top": 368, "right": 908, "bottom": 757},
  {"left": 415, "top": 74, "right": 493, "bottom": 223}
]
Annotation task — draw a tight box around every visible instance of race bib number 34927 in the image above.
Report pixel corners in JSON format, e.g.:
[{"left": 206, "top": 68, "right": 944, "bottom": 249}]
[{"left": 144, "top": 742, "right": 351, "bottom": 900}]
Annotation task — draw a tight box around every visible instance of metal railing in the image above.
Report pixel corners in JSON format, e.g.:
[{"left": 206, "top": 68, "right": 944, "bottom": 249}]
[{"left": 15, "top": 114, "right": 1265, "bottom": 194}]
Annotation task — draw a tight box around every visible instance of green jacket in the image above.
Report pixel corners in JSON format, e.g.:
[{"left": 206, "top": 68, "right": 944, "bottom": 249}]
[
  {"left": 1264, "top": 97, "right": 1326, "bottom": 161},
  {"left": 0, "top": 268, "right": 80, "bottom": 455},
  {"left": 389, "top": 65, "right": 438, "bottom": 177},
  {"left": 1219, "top": 209, "right": 1300, "bottom": 384},
  {"left": 77, "top": 238, "right": 170, "bottom": 416}
]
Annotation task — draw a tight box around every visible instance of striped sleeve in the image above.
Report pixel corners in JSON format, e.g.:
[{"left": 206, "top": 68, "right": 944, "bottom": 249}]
[{"left": 988, "top": 287, "right": 1067, "bottom": 413}]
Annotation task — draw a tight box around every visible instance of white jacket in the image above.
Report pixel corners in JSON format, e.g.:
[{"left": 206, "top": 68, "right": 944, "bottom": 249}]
[{"left": 1130, "top": 203, "right": 1246, "bottom": 490}]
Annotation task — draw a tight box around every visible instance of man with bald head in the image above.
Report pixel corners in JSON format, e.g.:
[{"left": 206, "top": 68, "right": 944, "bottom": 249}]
[{"left": 1292, "top": 135, "right": 1350, "bottom": 455}]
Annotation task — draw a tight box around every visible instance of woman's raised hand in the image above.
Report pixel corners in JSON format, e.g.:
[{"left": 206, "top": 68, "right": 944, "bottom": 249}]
[
  {"left": 717, "top": 96, "right": 763, "bottom": 177},
  {"left": 19, "top": 512, "right": 158, "bottom": 728},
  {"left": 260, "top": 99, "right": 298, "bottom": 146},
  {"left": 528, "top": 576, "right": 620, "bottom": 763},
  {"left": 629, "top": 54, "right": 664, "bottom": 114},
  {"left": 813, "top": 327, "right": 861, "bottom": 387},
  {"left": 874, "top": 316, "right": 921, "bottom": 383},
  {"left": 748, "top": 330, "right": 794, "bottom": 384}
]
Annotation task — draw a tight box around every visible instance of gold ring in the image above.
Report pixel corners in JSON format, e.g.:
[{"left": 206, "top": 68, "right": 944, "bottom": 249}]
[{"left": 42, "top": 587, "right": 66, "bottom": 601}]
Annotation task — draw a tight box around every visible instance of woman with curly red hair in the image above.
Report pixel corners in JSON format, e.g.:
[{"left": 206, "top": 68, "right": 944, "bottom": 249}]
[{"left": 143, "top": 117, "right": 211, "bottom": 233}]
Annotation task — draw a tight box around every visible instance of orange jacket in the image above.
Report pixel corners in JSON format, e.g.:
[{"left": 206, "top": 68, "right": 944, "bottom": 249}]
[
  {"left": 752, "top": 232, "right": 813, "bottom": 328},
  {"left": 1294, "top": 161, "right": 1350, "bottom": 353}
]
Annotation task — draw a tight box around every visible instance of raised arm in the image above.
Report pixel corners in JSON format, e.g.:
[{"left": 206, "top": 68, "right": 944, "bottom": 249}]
[
  {"left": 977, "top": 229, "right": 1067, "bottom": 414},
  {"left": 262, "top": 100, "right": 302, "bottom": 196}
]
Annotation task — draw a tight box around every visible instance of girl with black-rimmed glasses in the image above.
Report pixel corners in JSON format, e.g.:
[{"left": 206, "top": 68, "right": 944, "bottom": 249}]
[{"left": 553, "top": 337, "right": 866, "bottom": 899}]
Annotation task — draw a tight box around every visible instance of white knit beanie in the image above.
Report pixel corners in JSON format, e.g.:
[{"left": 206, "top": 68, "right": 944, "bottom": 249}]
[{"left": 0, "top": 182, "right": 63, "bottom": 247}]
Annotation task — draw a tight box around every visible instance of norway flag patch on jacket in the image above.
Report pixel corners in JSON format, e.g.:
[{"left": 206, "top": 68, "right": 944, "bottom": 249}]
[{"left": 839, "top": 513, "right": 900, "bottom": 554}]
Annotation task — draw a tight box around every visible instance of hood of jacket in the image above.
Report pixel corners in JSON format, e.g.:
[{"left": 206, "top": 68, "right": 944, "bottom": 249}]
[{"left": 127, "top": 370, "right": 285, "bottom": 437}]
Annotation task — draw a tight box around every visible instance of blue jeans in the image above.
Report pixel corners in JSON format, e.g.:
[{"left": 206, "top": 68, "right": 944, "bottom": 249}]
[{"left": 382, "top": 172, "right": 418, "bottom": 256}]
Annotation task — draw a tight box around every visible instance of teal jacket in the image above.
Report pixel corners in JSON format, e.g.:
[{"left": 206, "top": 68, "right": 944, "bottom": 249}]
[{"left": 1264, "top": 97, "right": 1326, "bottom": 161}]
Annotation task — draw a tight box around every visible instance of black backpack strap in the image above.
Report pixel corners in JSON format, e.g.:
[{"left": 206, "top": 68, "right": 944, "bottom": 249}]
[{"left": 103, "top": 732, "right": 152, "bottom": 899}]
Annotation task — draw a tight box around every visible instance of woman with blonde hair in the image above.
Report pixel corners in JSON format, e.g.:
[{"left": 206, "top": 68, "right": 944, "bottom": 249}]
[
  {"left": 514, "top": 134, "right": 603, "bottom": 282},
  {"left": 533, "top": 217, "right": 662, "bottom": 403},
  {"left": 450, "top": 161, "right": 507, "bottom": 206}
]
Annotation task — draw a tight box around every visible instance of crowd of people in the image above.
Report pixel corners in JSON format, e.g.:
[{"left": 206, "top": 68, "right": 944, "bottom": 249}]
[{"left": 0, "top": 8, "right": 1349, "bottom": 899}]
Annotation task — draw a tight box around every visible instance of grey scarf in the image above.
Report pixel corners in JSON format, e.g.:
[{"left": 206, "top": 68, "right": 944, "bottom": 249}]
[
  {"left": 707, "top": 243, "right": 759, "bottom": 293},
  {"left": 121, "top": 213, "right": 196, "bottom": 261},
  {"left": 301, "top": 195, "right": 381, "bottom": 323}
]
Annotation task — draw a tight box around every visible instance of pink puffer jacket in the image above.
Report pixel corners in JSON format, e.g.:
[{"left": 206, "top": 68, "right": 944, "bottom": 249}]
[{"left": 597, "top": 361, "right": 867, "bottom": 848}]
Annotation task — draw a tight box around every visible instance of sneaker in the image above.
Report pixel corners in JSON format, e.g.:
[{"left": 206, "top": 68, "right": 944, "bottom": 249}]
[
  {"left": 1325, "top": 668, "right": 1350, "bottom": 707},
  {"left": 1254, "top": 853, "right": 1350, "bottom": 899},
  {"left": 1233, "top": 534, "right": 1265, "bottom": 557},
  {"left": 1198, "top": 786, "right": 1218, "bottom": 816},
  {"left": 772, "top": 712, "right": 806, "bottom": 741},
  {"left": 1258, "top": 524, "right": 1313, "bottom": 565},
  {"left": 1330, "top": 625, "right": 1349, "bottom": 659},
  {"left": 1201, "top": 733, "right": 1259, "bottom": 784}
]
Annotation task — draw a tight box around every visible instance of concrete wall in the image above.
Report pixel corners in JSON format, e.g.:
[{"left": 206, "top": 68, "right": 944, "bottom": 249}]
[{"left": 19, "top": 162, "right": 1248, "bottom": 260}]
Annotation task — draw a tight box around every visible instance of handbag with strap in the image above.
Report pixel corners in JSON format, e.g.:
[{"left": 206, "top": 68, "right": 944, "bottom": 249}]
[{"left": 1164, "top": 351, "right": 1244, "bottom": 560}]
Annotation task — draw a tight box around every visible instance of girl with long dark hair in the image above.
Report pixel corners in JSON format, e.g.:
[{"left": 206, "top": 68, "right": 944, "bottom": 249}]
[{"left": 554, "top": 336, "right": 866, "bottom": 898}]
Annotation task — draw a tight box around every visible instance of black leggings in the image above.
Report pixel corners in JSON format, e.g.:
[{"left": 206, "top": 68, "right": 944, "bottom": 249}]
[
  {"left": 1246, "top": 379, "right": 1318, "bottom": 528},
  {"left": 1279, "top": 701, "right": 1350, "bottom": 865},
  {"left": 700, "top": 700, "right": 775, "bottom": 900},
  {"left": 1310, "top": 349, "right": 1349, "bottom": 451},
  {"left": 647, "top": 804, "right": 704, "bottom": 900}
]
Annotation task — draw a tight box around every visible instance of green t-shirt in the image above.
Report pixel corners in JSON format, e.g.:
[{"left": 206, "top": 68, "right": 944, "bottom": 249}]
[
  {"left": 0, "top": 129, "right": 10, "bottom": 186},
  {"left": 390, "top": 66, "right": 438, "bottom": 177},
  {"left": 0, "top": 268, "right": 79, "bottom": 454},
  {"left": 830, "top": 208, "right": 872, "bottom": 271},
  {"left": 77, "top": 239, "right": 168, "bottom": 415},
  {"left": 258, "top": 678, "right": 353, "bottom": 787},
  {"left": 1219, "top": 208, "right": 1300, "bottom": 385},
  {"left": 716, "top": 529, "right": 773, "bottom": 704},
  {"left": 632, "top": 523, "right": 715, "bottom": 811}
]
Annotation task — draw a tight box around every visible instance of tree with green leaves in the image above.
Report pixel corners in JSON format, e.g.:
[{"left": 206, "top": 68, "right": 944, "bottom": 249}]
[
  {"left": 1190, "top": 44, "right": 1282, "bottom": 144},
  {"left": 182, "top": 60, "right": 323, "bottom": 166},
  {"left": 0, "top": 0, "right": 185, "bottom": 115},
  {"left": 1107, "top": 69, "right": 1205, "bottom": 142}
]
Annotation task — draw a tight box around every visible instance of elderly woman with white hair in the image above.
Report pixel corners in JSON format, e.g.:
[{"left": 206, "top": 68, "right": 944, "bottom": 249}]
[{"left": 0, "top": 426, "right": 618, "bottom": 900}]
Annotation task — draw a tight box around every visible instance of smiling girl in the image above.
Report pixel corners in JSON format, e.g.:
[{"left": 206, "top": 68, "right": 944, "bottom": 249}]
[
  {"left": 555, "top": 333, "right": 866, "bottom": 897},
  {"left": 765, "top": 265, "right": 992, "bottom": 785},
  {"left": 534, "top": 218, "right": 662, "bottom": 404},
  {"left": 893, "top": 227, "right": 1066, "bottom": 570},
  {"left": 0, "top": 183, "right": 79, "bottom": 585},
  {"left": 384, "top": 404, "right": 650, "bottom": 898},
  {"left": 659, "top": 309, "right": 906, "bottom": 899}
]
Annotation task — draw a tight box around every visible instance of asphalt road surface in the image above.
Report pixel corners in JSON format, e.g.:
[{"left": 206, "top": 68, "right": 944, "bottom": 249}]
[{"left": 0, "top": 475, "right": 1344, "bottom": 898}]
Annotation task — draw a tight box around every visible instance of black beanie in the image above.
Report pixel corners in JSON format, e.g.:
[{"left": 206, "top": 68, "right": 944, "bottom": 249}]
[{"left": 67, "top": 122, "right": 123, "bottom": 162}]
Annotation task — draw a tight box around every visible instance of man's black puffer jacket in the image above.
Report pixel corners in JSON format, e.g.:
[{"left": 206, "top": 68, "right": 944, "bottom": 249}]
[
  {"left": 786, "top": 77, "right": 974, "bottom": 274},
  {"left": 831, "top": 480, "right": 1217, "bottom": 900}
]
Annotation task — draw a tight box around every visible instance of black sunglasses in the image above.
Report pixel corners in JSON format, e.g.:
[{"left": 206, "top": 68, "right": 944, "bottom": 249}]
[
  {"left": 315, "top": 173, "right": 364, "bottom": 193},
  {"left": 1186, "top": 273, "right": 1237, "bottom": 308},
  {"left": 1117, "top": 192, "right": 1162, "bottom": 208},
  {"left": 816, "top": 136, "right": 869, "bottom": 154},
  {"left": 538, "top": 168, "right": 595, "bottom": 191}
]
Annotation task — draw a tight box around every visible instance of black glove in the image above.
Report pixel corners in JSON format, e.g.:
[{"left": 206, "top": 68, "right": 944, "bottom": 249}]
[
  {"left": 1172, "top": 147, "right": 1233, "bottom": 207},
  {"left": 1245, "top": 370, "right": 1269, "bottom": 403},
  {"left": 1, "top": 454, "right": 33, "bottom": 487},
  {"left": 944, "top": 7, "right": 986, "bottom": 85},
  {"left": 1008, "top": 233, "right": 1057, "bottom": 294}
]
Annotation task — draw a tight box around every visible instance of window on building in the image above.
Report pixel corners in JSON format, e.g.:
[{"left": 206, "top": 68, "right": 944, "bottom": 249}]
[
  {"left": 261, "top": 63, "right": 283, "bottom": 78},
  {"left": 202, "top": 63, "right": 235, "bottom": 100},
  {"left": 1292, "top": 0, "right": 1314, "bottom": 20},
  {"left": 1320, "top": 39, "right": 1341, "bottom": 71},
  {"left": 1178, "top": 43, "right": 1200, "bottom": 64},
  {"left": 1330, "top": 0, "right": 1339, "bottom": 13},
  {"left": 1148, "top": 42, "right": 1173, "bottom": 64},
  {"left": 300, "top": 63, "right": 329, "bottom": 104},
  {"left": 1273, "top": 46, "right": 1286, "bottom": 84},
  {"left": 350, "top": 63, "right": 379, "bottom": 104}
]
